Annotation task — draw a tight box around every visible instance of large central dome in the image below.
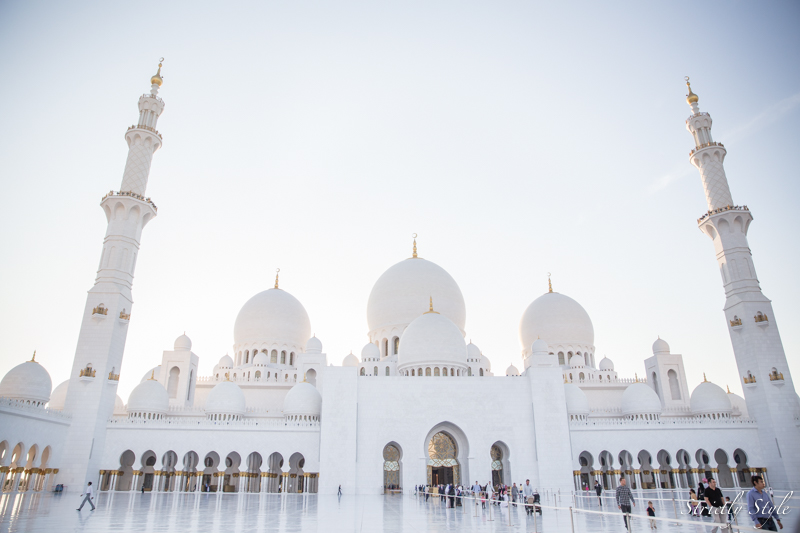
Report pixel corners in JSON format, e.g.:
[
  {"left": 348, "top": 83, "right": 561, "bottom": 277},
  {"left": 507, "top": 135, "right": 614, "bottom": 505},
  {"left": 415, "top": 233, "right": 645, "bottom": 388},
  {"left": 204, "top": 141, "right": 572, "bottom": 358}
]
[
  {"left": 234, "top": 288, "right": 311, "bottom": 356},
  {"left": 519, "top": 291, "right": 594, "bottom": 357},
  {"left": 367, "top": 257, "right": 466, "bottom": 341}
]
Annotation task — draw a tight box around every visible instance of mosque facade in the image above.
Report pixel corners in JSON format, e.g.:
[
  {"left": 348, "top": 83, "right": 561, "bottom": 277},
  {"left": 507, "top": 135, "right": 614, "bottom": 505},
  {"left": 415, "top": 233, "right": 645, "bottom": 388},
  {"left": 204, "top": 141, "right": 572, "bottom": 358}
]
[{"left": 0, "top": 68, "right": 798, "bottom": 495}]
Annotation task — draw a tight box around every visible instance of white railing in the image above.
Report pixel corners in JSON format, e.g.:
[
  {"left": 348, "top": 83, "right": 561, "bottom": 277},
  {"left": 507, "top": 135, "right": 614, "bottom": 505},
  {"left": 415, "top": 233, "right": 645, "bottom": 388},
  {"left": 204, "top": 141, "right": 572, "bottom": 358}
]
[
  {"left": 0, "top": 398, "right": 71, "bottom": 421},
  {"left": 571, "top": 416, "right": 756, "bottom": 428},
  {"left": 107, "top": 416, "right": 320, "bottom": 428}
]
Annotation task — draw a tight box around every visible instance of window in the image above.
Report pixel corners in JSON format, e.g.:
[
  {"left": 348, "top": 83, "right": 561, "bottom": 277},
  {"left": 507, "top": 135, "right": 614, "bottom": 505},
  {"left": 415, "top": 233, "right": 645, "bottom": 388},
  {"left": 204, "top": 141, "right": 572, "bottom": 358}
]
[
  {"left": 425, "top": 368, "right": 431, "bottom": 376},
  {"left": 450, "top": 368, "right": 454, "bottom": 376},
  {"left": 393, "top": 337, "right": 400, "bottom": 354},
  {"left": 374, "top": 366, "right": 378, "bottom": 376},
  {"left": 255, "top": 371, "right": 261, "bottom": 379},
  {"left": 412, "top": 369, "right": 415, "bottom": 376},
  {"left": 167, "top": 366, "right": 180, "bottom": 399},
  {"left": 479, "top": 368, "right": 484, "bottom": 376},
  {"left": 383, "top": 339, "right": 388, "bottom": 356},
  {"left": 558, "top": 352, "right": 565, "bottom": 365},
  {"left": 668, "top": 370, "right": 681, "bottom": 399},
  {"left": 290, "top": 353, "right": 294, "bottom": 366},
  {"left": 281, "top": 351, "right": 286, "bottom": 364},
  {"left": 468, "top": 368, "right": 472, "bottom": 376},
  {"left": 434, "top": 367, "right": 440, "bottom": 376},
  {"left": 385, "top": 367, "right": 390, "bottom": 376},
  {"left": 271, "top": 350, "right": 278, "bottom": 364},
  {"left": 360, "top": 368, "right": 365, "bottom": 376}
]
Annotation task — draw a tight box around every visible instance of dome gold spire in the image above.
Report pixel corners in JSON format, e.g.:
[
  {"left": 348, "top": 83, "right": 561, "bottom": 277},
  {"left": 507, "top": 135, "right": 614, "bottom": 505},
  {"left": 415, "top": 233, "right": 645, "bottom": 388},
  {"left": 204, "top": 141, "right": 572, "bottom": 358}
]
[
  {"left": 412, "top": 233, "right": 418, "bottom": 258},
  {"left": 274, "top": 268, "right": 280, "bottom": 289},
  {"left": 548, "top": 272, "right": 553, "bottom": 293},
  {"left": 685, "top": 76, "right": 698, "bottom": 105},
  {"left": 424, "top": 296, "right": 439, "bottom": 314},
  {"left": 30, "top": 350, "right": 36, "bottom": 363},
  {"left": 703, "top": 372, "right": 708, "bottom": 382},
  {"left": 149, "top": 370, "right": 156, "bottom": 380},
  {"left": 151, "top": 58, "right": 164, "bottom": 87}
]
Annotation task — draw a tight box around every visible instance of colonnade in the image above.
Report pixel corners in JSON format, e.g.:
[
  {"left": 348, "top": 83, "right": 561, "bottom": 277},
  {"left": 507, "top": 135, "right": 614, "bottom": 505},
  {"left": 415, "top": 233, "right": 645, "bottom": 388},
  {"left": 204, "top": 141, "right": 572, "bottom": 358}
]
[
  {"left": 0, "top": 466, "right": 59, "bottom": 493},
  {"left": 98, "top": 469, "right": 319, "bottom": 493}
]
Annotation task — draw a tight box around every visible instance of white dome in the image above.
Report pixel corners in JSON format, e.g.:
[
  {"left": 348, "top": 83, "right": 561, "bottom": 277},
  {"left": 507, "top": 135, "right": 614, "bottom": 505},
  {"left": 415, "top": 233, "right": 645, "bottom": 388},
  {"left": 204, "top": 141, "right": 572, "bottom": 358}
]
[
  {"left": 306, "top": 336, "right": 322, "bottom": 354},
  {"left": 466, "top": 343, "right": 481, "bottom": 361},
  {"left": 253, "top": 352, "right": 268, "bottom": 366},
  {"left": 0, "top": 359, "right": 52, "bottom": 404},
  {"left": 506, "top": 364, "right": 520, "bottom": 377},
  {"left": 690, "top": 381, "right": 732, "bottom": 415},
  {"left": 569, "top": 353, "right": 585, "bottom": 368},
  {"left": 218, "top": 355, "right": 233, "bottom": 368},
  {"left": 598, "top": 356, "right": 614, "bottom": 371},
  {"left": 233, "top": 288, "right": 311, "bottom": 354},
  {"left": 48, "top": 380, "right": 70, "bottom": 410},
  {"left": 283, "top": 382, "right": 322, "bottom": 416},
  {"left": 531, "top": 338, "right": 550, "bottom": 355},
  {"left": 174, "top": 333, "right": 192, "bottom": 351},
  {"left": 564, "top": 383, "right": 590, "bottom": 415},
  {"left": 367, "top": 258, "right": 466, "bottom": 337},
  {"left": 480, "top": 354, "right": 492, "bottom": 372},
  {"left": 205, "top": 380, "right": 246, "bottom": 415},
  {"left": 652, "top": 338, "right": 670, "bottom": 355},
  {"left": 361, "top": 342, "right": 380, "bottom": 361},
  {"left": 519, "top": 292, "right": 594, "bottom": 355},
  {"left": 397, "top": 311, "right": 467, "bottom": 371},
  {"left": 343, "top": 352, "right": 359, "bottom": 367},
  {"left": 141, "top": 366, "right": 161, "bottom": 383},
  {"left": 621, "top": 383, "right": 662, "bottom": 416},
  {"left": 727, "top": 391, "right": 748, "bottom": 418},
  {"left": 114, "top": 394, "right": 126, "bottom": 416},
  {"left": 128, "top": 379, "right": 169, "bottom": 415}
]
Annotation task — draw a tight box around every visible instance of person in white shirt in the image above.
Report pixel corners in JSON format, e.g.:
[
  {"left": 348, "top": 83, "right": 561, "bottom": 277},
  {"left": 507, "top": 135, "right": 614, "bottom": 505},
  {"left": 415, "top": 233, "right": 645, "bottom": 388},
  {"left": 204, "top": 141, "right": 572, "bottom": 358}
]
[
  {"left": 77, "top": 481, "right": 96, "bottom": 511},
  {"left": 523, "top": 479, "right": 534, "bottom": 514}
]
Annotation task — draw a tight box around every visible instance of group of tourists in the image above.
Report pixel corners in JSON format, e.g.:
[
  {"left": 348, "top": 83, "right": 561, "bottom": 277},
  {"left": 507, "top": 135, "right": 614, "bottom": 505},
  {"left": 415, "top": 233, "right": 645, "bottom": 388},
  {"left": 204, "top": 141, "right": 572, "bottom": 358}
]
[{"left": 415, "top": 479, "right": 542, "bottom": 514}]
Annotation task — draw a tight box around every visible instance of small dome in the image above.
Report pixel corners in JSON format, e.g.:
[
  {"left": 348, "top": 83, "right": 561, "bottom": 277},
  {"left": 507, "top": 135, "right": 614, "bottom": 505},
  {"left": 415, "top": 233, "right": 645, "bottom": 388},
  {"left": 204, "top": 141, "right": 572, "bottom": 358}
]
[
  {"left": 253, "top": 352, "right": 268, "bottom": 366},
  {"left": 621, "top": 383, "right": 662, "bottom": 416},
  {"left": 343, "top": 352, "right": 359, "bottom": 367},
  {"left": 283, "top": 382, "right": 322, "bottom": 416},
  {"left": 564, "top": 383, "right": 589, "bottom": 415},
  {"left": 598, "top": 357, "right": 614, "bottom": 371},
  {"left": 48, "top": 380, "right": 70, "bottom": 410},
  {"left": 367, "top": 257, "right": 466, "bottom": 337},
  {"left": 397, "top": 311, "right": 467, "bottom": 371},
  {"left": 727, "top": 390, "right": 748, "bottom": 418},
  {"left": 306, "top": 336, "right": 323, "bottom": 354},
  {"left": 652, "top": 338, "right": 670, "bottom": 355},
  {"left": 506, "top": 364, "right": 520, "bottom": 377},
  {"left": 205, "top": 380, "right": 246, "bottom": 416},
  {"left": 128, "top": 379, "right": 169, "bottom": 415},
  {"left": 481, "top": 353, "right": 492, "bottom": 372},
  {"left": 113, "top": 394, "right": 126, "bottom": 416},
  {"left": 218, "top": 355, "right": 233, "bottom": 368},
  {"left": 531, "top": 338, "right": 549, "bottom": 355},
  {"left": 690, "top": 381, "right": 732, "bottom": 415},
  {"left": 141, "top": 366, "right": 161, "bottom": 383},
  {"left": 466, "top": 343, "right": 481, "bottom": 361},
  {"left": 233, "top": 288, "right": 312, "bottom": 355},
  {"left": 519, "top": 291, "right": 594, "bottom": 356},
  {"left": 569, "top": 353, "right": 585, "bottom": 368},
  {"left": 174, "top": 333, "right": 192, "bottom": 351},
  {"left": 361, "top": 342, "right": 380, "bottom": 361},
  {"left": 0, "top": 359, "right": 52, "bottom": 405}
]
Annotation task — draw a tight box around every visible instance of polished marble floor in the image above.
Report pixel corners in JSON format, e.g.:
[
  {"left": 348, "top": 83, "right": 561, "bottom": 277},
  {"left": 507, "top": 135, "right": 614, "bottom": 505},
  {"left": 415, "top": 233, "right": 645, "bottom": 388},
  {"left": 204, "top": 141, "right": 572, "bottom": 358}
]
[{"left": 0, "top": 489, "right": 761, "bottom": 532}]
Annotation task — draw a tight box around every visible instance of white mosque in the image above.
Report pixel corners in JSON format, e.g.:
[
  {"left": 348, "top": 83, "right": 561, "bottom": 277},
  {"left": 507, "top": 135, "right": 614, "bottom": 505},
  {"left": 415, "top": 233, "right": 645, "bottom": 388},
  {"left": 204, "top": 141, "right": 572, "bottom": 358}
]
[{"left": 0, "top": 67, "right": 798, "bottom": 496}]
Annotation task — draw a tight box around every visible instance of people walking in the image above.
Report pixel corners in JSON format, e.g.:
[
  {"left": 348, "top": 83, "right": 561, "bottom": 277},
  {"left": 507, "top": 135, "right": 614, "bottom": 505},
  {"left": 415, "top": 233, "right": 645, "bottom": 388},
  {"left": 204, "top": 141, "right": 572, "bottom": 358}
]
[
  {"left": 704, "top": 478, "right": 726, "bottom": 533},
  {"left": 523, "top": 479, "right": 534, "bottom": 514},
  {"left": 689, "top": 489, "right": 699, "bottom": 516},
  {"left": 747, "top": 475, "right": 783, "bottom": 530},
  {"left": 594, "top": 480, "right": 603, "bottom": 507},
  {"left": 338, "top": 484, "right": 342, "bottom": 497},
  {"left": 615, "top": 478, "right": 636, "bottom": 531},
  {"left": 77, "top": 481, "right": 96, "bottom": 511},
  {"left": 647, "top": 501, "right": 657, "bottom": 529},
  {"left": 511, "top": 482, "right": 519, "bottom": 503}
]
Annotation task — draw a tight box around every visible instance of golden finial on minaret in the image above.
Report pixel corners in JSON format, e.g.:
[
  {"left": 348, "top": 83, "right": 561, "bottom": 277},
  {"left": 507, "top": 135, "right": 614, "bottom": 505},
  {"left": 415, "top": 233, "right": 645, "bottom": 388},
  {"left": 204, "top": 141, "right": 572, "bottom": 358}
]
[
  {"left": 685, "top": 76, "right": 698, "bottom": 105},
  {"left": 548, "top": 272, "right": 553, "bottom": 293},
  {"left": 424, "top": 296, "right": 439, "bottom": 314},
  {"left": 703, "top": 373, "right": 708, "bottom": 382},
  {"left": 30, "top": 351, "right": 36, "bottom": 362},
  {"left": 412, "top": 233, "right": 418, "bottom": 258},
  {"left": 151, "top": 58, "right": 164, "bottom": 87},
  {"left": 274, "top": 268, "right": 280, "bottom": 289}
]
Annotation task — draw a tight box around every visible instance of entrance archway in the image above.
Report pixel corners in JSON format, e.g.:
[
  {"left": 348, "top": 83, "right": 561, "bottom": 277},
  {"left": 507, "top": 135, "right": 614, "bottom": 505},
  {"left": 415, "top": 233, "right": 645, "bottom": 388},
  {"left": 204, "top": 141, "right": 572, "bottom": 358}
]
[
  {"left": 428, "top": 432, "right": 459, "bottom": 486},
  {"left": 382, "top": 443, "right": 402, "bottom": 491},
  {"left": 490, "top": 442, "right": 511, "bottom": 487}
]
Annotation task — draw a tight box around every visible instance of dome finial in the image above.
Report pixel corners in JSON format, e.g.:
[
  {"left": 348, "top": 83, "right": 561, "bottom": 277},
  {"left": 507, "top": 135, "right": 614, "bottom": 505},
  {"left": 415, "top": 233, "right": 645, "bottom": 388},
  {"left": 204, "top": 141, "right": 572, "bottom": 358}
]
[
  {"left": 151, "top": 58, "right": 164, "bottom": 87},
  {"left": 149, "top": 370, "right": 156, "bottom": 380},
  {"left": 726, "top": 384, "right": 731, "bottom": 394},
  {"left": 548, "top": 272, "right": 553, "bottom": 293},
  {"left": 685, "top": 76, "right": 698, "bottom": 106},
  {"left": 634, "top": 372, "right": 639, "bottom": 383},
  {"left": 30, "top": 350, "right": 36, "bottom": 362},
  {"left": 412, "top": 233, "right": 418, "bottom": 258},
  {"left": 274, "top": 268, "right": 280, "bottom": 289},
  {"left": 703, "top": 372, "right": 708, "bottom": 382},
  {"left": 424, "top": 296, "right": 439, "bottom": 314}
]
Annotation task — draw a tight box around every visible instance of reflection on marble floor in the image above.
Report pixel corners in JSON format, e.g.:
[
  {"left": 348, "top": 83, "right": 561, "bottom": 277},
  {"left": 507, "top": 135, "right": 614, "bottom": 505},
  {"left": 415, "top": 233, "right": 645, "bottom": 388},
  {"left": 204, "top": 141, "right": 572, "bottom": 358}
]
[{"left": 0, "top": 490, "right": 747, "bottom": 532}]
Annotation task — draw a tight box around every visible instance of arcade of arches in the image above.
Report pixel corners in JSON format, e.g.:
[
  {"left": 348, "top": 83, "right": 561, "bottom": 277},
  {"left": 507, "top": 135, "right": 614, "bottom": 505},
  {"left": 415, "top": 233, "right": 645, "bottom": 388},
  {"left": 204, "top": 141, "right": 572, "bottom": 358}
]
[
  {"left": 95, "top": 449, "right": 318, "bottom": 494},
  {"left": 574, "top": 448, "right": 767, "bottom": 491},
  {"left": 0, "top": 441, "right": 54, "bottom": 493}
]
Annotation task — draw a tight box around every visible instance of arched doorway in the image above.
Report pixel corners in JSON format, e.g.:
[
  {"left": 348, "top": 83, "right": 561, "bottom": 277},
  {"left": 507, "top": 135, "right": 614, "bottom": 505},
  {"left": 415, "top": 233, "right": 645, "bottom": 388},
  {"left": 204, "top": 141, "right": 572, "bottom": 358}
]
[
  {"left": 733, "top": 449, "right": 750, "bottom": 486},
  {"left": 288, "top": 452, "right": 305, "bottom": 493},
  {"left": 267, "top": 452, "right": 284, "bottom": 493},
  {"left": 578, "top": 451, "right": 594, "bottom": 491},
  {"left": 140, "top": 450, "right": 157, "bottom": 492},
  {"left": 383, "top": 443, "right": 402, "bottom": 491},
  {"left": 427, "top": 432, "right": 459, "bottom": 486},
  {"left": 714, "top": 449, "right": 733, "bottom": 488},
  {"left": 490, "top": 442, "right": 511, "bottom": 487}
]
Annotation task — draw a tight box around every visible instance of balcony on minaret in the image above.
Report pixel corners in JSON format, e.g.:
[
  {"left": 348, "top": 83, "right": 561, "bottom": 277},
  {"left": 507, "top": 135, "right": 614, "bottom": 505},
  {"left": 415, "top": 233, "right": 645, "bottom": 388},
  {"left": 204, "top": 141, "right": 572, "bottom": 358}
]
[
  {"left": 119, "top": 309, "right": 131, "bottom": 321},
  {"left": 108, "top": 371, "right": 120, "bottom": 381},
  {"left": 127, "top": 123, "right": 162, "bottom": 140},
  {"left": 768, "top": 368, "right": 784, "bottom": 383},
  {"left": 743, "top": 371, "right": 757, "bottom": 387},
  {"left": 689, "top": 141, "right": 725, "bottom": 158},
  {"left": 754, "top": 312, "right": 769, "bottom": 326},
  {"left": 697, "top": 205, "right": 749, "bottom": 225},
  {"left": 79, "top": 364, "right": 96, "bottom": 380},
  {"left": 92, "top": 304, "right": 108, "bottom": 316},
  {"left": 101, "top": 190, "right": 158, "bottom": 212},
  {"left": 729, "top": 316, "right": 743, "bottom": 329}
]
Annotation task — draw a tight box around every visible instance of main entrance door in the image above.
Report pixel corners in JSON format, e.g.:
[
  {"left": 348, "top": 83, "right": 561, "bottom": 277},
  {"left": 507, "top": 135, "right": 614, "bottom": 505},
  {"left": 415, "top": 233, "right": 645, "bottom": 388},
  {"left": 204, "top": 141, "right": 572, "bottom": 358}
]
[{"left": 431, "top": 466, "right": 454, "bottom": 485}]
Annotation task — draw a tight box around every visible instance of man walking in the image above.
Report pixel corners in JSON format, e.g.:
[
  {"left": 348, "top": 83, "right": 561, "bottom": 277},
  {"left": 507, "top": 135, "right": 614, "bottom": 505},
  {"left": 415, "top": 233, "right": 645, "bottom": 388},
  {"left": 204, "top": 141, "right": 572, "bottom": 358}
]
[
  {"left": 523, "top": 479, "right": 534, "bottom": 514},
  {"left": 77, "top": 481, "right": 96, "bottom": 511},
  {"left": 704, "top": 478, "right": 726, "bottom": 532},
  {"left": 594, "top": 480, "right": 603, "bottom": 507},
  {"left": 615, "top": 477, "right": 635, "bottom": 530},
  {"left": 747, "top": 475, "right": 783, "bottom": 530},
  {"left": 511, "top": 482, "right": 519, "bottom": 504}
]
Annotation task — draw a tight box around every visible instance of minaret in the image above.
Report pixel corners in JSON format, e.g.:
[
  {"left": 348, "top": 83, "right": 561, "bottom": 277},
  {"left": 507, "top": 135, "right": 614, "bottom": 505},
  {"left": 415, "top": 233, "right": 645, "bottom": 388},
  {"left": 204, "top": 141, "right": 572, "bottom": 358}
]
[
  {"left": 57, "top": 62, "right": 165, "bottom": 491},
  {"left": 685, "top": 78, "right": 799, "bottom": 489}
]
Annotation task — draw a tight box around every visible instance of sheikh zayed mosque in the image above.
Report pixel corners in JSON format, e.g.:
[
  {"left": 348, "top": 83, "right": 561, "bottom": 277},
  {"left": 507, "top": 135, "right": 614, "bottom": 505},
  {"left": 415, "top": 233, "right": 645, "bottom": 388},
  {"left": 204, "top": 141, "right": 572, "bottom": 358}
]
[{"left": 0, "top": 64, "right": 798, "bottom": 498}]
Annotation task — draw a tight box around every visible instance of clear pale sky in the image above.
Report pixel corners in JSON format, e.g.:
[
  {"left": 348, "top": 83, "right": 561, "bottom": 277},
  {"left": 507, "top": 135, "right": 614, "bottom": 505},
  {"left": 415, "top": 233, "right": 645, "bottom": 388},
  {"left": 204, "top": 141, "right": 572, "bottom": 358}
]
[{"left": 1, "top": 1, "right": 798, "bottom": 402}]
